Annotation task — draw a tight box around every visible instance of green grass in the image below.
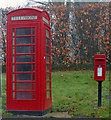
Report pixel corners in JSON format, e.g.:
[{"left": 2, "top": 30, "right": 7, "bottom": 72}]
[
  {"left": 1, "top": 71, "right": 110, "bottom": 118},
  {"left": 51, "top": 71, "right": 110, "bottom": 118}
]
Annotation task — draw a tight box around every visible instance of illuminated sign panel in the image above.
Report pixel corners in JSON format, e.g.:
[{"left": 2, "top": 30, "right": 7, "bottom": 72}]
[{"left": 11, "top": 15, "right": 37, "bottom": 20}]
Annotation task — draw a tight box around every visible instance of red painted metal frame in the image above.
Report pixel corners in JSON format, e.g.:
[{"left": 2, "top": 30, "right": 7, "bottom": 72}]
[
  {"left": 94, "top": 54, "right": 106, "bottom": 81},
  {"left": 6, "top": 8, "right": 52, "bottom": 112},
  {"left": 12, "top": 27, "right": 36, "bottom": 100}
]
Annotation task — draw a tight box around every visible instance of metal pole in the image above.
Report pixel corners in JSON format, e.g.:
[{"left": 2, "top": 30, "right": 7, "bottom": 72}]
[{"left": 98, "top": 81, "right": 102, "bottom": 107}]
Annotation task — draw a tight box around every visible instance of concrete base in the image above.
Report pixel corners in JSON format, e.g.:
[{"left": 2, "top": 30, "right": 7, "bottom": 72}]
[{"left": 7, "top": 108, "right": 52, "bottom": 116}]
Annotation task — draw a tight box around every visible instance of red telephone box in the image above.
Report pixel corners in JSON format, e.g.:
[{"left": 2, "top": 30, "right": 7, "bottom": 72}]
[
  {"left": 6, "top": 8, "right": 52, "bottom": 115},
  {"left": 94, "top": 54, "right": 106, "bottom": 81}
]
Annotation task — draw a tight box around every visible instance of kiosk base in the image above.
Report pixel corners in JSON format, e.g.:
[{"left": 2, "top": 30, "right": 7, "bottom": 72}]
[{"left": 7, "top": 108, "right": 52, "bottom": 116}]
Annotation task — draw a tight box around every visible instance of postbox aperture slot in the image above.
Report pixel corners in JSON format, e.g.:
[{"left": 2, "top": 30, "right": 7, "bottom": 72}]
[{"left": 95, "top": 59, "right": 105, "bottom": 61}]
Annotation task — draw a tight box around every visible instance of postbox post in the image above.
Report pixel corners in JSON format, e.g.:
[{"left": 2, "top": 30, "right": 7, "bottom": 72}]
[
  {"left": 94, "top": 54, "right": 106, "bottom": 107},
  {"left": 98, "top": 81, "right": 102, "bottom": 107}
]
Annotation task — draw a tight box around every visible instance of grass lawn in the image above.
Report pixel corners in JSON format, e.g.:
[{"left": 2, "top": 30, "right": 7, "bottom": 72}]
[{"left": 1, "top": 70, "right": 110, "bottom": 118}]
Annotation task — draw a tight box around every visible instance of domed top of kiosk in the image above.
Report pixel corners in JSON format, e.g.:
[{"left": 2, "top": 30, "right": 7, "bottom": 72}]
[
  {"left": 7, "top": 7, "right": 46, "bottom": 14},
  {"left": 7, "top": 7, "right": 50, "bottom": 24}
]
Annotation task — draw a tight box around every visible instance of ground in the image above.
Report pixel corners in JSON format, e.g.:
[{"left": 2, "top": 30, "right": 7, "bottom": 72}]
[{"left": 1, "top": 70, "right": 110, "bottom": 118}]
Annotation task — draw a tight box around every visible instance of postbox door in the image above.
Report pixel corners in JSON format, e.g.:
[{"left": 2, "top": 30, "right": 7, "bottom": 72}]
[
  {"left": 7, "top": 24, "right": 41, "bottom": 110},
  {"left": 94, "top": 65, "right": 105, "bottom": 81}
]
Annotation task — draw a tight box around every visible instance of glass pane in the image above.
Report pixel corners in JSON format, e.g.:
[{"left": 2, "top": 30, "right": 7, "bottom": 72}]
[
  {"left": 13, "top": 92, "right": 15, "bottom": 99},
  {"left": 16, "top": 37, "right": 31, "bottom": 44},
  {"left": 46, "top": 82, "right": 50, "bottom": 89},
  {"left": 13, "top": 29, "right": 15, "bottom": 36},
  {"left": 33, "top": 92, "right": 36, "bottom": 99},
  {"left": 33, "top": 83, "right": 35, "bottom": 90},
  {"left": 16, "top": 28, "right": 31, "bottom": 35},
  {"left": 16, "top": 73, "right": 31, "bottom": 81},
  {"left": 46, "top": 73, "right": 50, "bottom": 80},
  {"left": 46, "top": 30, "right": 49, "bottom": 38},
  {"left": 46, "top": 64, "right": 50, "bottom": 72},
  {"left": 46, "top": 38, "right": 49, "bottom": 46},
  {"left": 16, "top": 55, "right": 31, "bottom": 63},
  {"left": 13, "top": 65, "right": 15, "bottom": 72},
  {"left": 13, "top": 56, "right": 14, "bottom": 63},
  {"left": 33, "top": 55, "right": 35, "bottom": 62},
  {"left": 33, "top": 64, "right": 35, "bottom": 71},
  {"left": 13, "top": 38, "right": 15, "bottom": 45},
  {"left": 46, "top": 47, "right": 49, "bottom": 54},
  {"left": 46, "top": 56, "right": 50, "bottom": 63},
  {"left": 16, "top": 92, "right": 32, "bottom": 99},
  {"left": 33, "top": 28, "right": 35, "bottom": 35},
  {"left": 33, "top": 37, "right": 35, "bottom": 44},
  {"left": 13, "top": 74, "right": 15, "bottom": 81},
  {"left": 16, "top": 64, "right": 31, "bottom": 72},
  {"left": 16, "top": 46, "right": 31, "bottom": 53},
  {"left": 33, "top": 73, "right": 35, "bottom": 81},
  {"left": 33, "top": 46, "right": 35, "bottom": 53},
  {"left": 13, "top": 83, "right": 15, "bottom": 90},
  {"left": 46, "top": 91, "right": 50, "bottom": 99},
  {"left": 13, "top": 47, "right": 15, "bottom": 54},
  {"left": 16, "top": 83, "right": 32, "bottom": 90}
]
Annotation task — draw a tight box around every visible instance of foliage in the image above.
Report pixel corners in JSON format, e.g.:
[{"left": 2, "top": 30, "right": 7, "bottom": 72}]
[
  {"left": 48, "top": 3, "right": 109, "bottom": 67},
  {"left": 0, "top": 2, "right": 110, "bottom": 71}
]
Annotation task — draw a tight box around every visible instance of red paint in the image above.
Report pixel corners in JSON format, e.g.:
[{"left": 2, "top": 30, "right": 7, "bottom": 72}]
[
  {"left": 6, "top": 8, "right": 52, "bottom": 112},
  {"left": 94, "top": 54, "right": 106, "bottom": 81}
]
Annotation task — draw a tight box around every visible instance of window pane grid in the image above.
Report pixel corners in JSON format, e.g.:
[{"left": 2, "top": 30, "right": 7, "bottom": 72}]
[
  {"left": 16, "top": 37, "right": 31, "bottom": 45},
  {"left": 45, "top": 29, "right": 51, "bottom": 99},
  {"left": 12, "top": 27, "right": 36, "bottom": 100},
  {"left": 46, "top": 64, "right": 50, "bottom": 72},
  {"left": 13, "top": 47, "right": 15, "bottom": 54},
  {"left": 15, "top": 82, "right": 36, "bottom": 90},
  {"left": 46, "top": 56, "right": 50, "bottom": 63},
  {"left": 12, "top": 90, "right": 36, "bottom": 92},
  {"left": 13, "top": 92, "right": 15, "bottom": 99},
  {"left": 16, "top": 55, "right": 31, "bottom": 63},
  {"left": 12, "top": 72, "right": 35, "bottom": 74},
  {"left": 16, "top": 46, "right": 31, "bottom": 53},
  {"left": 13, "top": 28, "right": 15, "bottom": 36},
  {"left": 12, "top": 81, "right": 36, "bottom": 83},
  {"left": 13, "top": 44, "right": 35, "bottom": 46},
  {"left": 46, "top": 38, "right": 49, "bottom": 46},
  {"left": 14, "top": 53, "right": 35, "bottom": 55},
  {"left": 46, "top": 30, "right": 49, "bottom": 38},
  {"left": 16, "top": 28, "right": 31, "bottom": 35},
  {"left": 16, "top": 92, "right": 32, "bottom": 99},
  {"left": 46, "top": 82, "right": 50, "bottom": 89},
  {"left": 46, "top": 47, "right": 49, "bottom": 54},
  {"left": 33, "top": 37, "right": 35, "bottom": 44},
  {"left": 13, "top": 56, "right": 15, "bottom": 63},
  {"left": 46, "top": 91, "right": 50, "bottom": 99},
  {"left": 13, "top": 38, "right": 15, "bottom": 45},
  {"left": 13, "top": 92, "right": 36, "bottom": 100}
]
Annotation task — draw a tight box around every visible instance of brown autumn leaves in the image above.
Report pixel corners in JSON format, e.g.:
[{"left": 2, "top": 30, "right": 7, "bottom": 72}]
[{"left": 1, "top": 3, "right": 110, "bottom": 68}]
